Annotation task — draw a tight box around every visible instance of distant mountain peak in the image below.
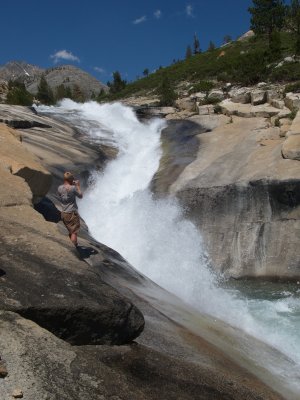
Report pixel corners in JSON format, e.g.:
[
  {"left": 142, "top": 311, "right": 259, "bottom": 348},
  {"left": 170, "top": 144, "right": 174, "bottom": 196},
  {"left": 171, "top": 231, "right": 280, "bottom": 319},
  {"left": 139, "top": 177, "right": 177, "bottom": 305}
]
[{"left": 0, "top": 61, "right": 108, "bottom": 98}]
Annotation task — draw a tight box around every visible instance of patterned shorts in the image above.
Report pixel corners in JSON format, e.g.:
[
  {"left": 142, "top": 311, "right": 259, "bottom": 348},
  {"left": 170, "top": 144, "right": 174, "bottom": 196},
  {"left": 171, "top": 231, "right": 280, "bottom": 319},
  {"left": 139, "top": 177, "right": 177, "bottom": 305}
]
[{"left": 61, "top": 211, "right": 80, "bottom": 234}]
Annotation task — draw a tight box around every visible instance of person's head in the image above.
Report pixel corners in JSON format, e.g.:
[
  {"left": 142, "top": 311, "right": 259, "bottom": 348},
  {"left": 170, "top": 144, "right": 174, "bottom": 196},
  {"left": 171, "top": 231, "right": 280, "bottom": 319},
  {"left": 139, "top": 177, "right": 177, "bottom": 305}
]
[{"left": 63, "top": 171, "right": 74, "bottom": 184}]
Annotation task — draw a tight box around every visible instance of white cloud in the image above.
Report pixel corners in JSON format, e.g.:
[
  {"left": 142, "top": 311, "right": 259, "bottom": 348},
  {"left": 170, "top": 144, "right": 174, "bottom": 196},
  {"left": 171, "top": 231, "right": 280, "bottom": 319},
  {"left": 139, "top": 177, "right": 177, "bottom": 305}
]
[
  {"left": 154, "top": 9, "right": 162, "bottom": 19},
  {"left": 133, "top": 15, "right": 146, "bottom": 24},
  {"left": 94, "top": 67, "right": 106, "bottom": 74},
  {"left": 186, "top": 4, "right": 194, "bottom": 17},
  {"left": 50, "top": 50, "right": 80, "bottom": 63}
]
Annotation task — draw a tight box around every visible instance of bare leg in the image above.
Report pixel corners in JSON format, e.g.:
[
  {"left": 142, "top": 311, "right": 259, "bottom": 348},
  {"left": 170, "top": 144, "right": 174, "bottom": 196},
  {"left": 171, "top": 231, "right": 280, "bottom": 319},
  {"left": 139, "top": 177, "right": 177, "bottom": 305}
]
[{"left": 70, "top": 233, "right": 78, "bottom": 247}]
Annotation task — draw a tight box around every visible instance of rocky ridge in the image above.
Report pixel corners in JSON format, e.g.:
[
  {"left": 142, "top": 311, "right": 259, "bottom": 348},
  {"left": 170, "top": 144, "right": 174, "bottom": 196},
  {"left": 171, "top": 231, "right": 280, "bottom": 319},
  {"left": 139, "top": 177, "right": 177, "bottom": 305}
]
[
  {"left": 0, "top": 61, "right": 108, "bottom": 99},
  {"left": 0, "top": 105, "right": 288, "bottom": 399}
]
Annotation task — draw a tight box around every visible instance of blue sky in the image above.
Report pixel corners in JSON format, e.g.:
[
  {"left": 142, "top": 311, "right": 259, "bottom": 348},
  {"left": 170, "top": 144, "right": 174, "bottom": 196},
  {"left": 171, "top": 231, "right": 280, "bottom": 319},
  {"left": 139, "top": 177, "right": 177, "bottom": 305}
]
[{"left": 2, "top": 0, "right": 252, "bottom": 83}]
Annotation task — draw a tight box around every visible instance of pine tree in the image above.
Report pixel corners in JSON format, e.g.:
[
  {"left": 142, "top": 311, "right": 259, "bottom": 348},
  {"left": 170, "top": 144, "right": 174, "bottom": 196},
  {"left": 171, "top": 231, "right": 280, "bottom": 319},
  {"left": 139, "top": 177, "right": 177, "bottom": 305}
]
[
  {"left": 6, "top": 80, "right": 33, "bottom": 106},
  {"left": 65, "top": 86, "right": 73, "bottom": 99},
  {"left": 55, "top": 84, "right": 71, "bottom": 101},
  {"left": 72, "top": 84, "right": 85, "bottom": 102},
  {"left": 97, "top": 88, "right": 106, "bottom": 102},
  {"left": 37, "top": 75, "right": 54, "bottom": 105},
  {"left": 248, "top": 0, "right": 286, "bottom": 44},
  {"left": 193, "top": 33, "right": 201, "bottom": 54},
  {"left": 109, "top": 71, "right": 126, "bottom": 94},
  {"left": 208, "top": 41, "right": 216, "bottom": 51},
  {"left": 185, "top": 45, "right": 192, "bottom": 59},
  {"left": 269, "top": 30, "right": 282, "bottom": 60},
  {"left": 157, "top": 75, "right": 177, "bottom": 106},
  {"left": 286, "top": 0, "right": 300, "bottom": 54},
  {"left": 143, "top": 68, "right": 149, "bottom": 77},
  {"left": 223, "top": 35, "right": 232, "bottom": 44}
]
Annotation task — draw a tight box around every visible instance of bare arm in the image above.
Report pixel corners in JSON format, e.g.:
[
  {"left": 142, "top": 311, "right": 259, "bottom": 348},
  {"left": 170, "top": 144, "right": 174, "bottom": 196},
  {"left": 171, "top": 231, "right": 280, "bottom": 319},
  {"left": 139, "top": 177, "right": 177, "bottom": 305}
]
[{"left": 74, "top": 181, "right": 83, "bottom": 198}]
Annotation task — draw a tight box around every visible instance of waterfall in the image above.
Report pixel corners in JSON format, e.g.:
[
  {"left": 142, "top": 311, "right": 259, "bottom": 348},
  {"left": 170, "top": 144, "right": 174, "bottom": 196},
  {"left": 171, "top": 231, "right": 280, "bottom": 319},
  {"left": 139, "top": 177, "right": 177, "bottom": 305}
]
[{"left": 38, "top": 99, "right": 300, "bottom": 393}]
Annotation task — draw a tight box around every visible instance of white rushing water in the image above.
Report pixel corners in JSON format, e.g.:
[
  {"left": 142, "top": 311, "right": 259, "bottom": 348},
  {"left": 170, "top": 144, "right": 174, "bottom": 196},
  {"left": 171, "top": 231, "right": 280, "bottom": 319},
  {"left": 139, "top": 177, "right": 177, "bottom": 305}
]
[{"left": 39, "top": 100, "right": 300, "bottom": 392}]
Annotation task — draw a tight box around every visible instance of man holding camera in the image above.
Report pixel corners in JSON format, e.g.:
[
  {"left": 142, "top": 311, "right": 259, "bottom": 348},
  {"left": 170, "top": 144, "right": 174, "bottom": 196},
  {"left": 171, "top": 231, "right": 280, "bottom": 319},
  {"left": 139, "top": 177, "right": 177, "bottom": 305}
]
[{"left": 58, "top": 171, "right": 83, "bottom": 247}]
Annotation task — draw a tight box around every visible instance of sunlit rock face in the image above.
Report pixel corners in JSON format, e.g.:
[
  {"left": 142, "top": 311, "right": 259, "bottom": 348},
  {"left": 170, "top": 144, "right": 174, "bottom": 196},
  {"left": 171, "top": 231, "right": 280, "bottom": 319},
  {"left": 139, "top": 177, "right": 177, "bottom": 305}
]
[{"left": 154, "top": 115, "right": 300, "bottom": 279}]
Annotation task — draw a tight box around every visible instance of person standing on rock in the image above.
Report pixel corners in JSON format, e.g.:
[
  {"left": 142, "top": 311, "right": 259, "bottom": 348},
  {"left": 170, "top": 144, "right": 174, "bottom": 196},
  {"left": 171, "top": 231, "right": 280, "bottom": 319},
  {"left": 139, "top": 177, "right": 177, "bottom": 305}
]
[{"left": 58, "top": 172, "right": 83, "bottom": 247}]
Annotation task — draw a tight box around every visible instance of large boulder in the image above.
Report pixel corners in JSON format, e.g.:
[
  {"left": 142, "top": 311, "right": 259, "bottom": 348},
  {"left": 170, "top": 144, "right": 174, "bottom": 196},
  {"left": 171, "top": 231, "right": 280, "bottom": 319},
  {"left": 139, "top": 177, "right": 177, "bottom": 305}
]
[
  {"left": 0, "top": 167, "right": 32, "bottom": 207},
  {"left": 285, "top": 92, "right": 300, "bottom": 111},
  {"left": 282, "top": 135, "right": 300, "bottom": 160},
  {"left": 228, "top": 87, "right": 251, "bottom": 104},
  {"left": 282, "top": 110, "right": 300, "bottom": 160},
  {"left": 220, "top": 99, "right": 286, "bottom": 118},
  {"left": 271, "top": 99, "right": 285, "bottom": 109},
  {"left": 0, "top": 204, "right": 144, "bottom": 345},
  {"left": 207, "top": 90, "right": 224, "bottom": 101},
  {"left": 190, "top": 92, "right": 206, "bottom": 102},
  {"left": 266, "top": 89, "right": 281, "bottom": 103},
  {"left": 251, "top": 90, "right": 266, "bottom": 106},
  {"left": 175, "top": 98, "right": 196, "bottom": 112},
  {"left": 0, "top": 310, "right": 284, "bottom": 400},
  {"left": 285, "top": 110, "right": 300, "bottom": 136},
  {"left": 0, "top": 123, "right": 51, "bottom": 201},
  {"left": 197, "top": 104, "right": 215, "bottom": 115}
]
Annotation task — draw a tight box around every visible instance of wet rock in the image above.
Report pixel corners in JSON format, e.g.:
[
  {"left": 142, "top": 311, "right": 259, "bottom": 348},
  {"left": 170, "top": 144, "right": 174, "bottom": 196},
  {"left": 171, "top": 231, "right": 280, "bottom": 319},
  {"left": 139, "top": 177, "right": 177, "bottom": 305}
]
[{"left": 151, "top": 120, "right": 206, "bottom": 194}]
